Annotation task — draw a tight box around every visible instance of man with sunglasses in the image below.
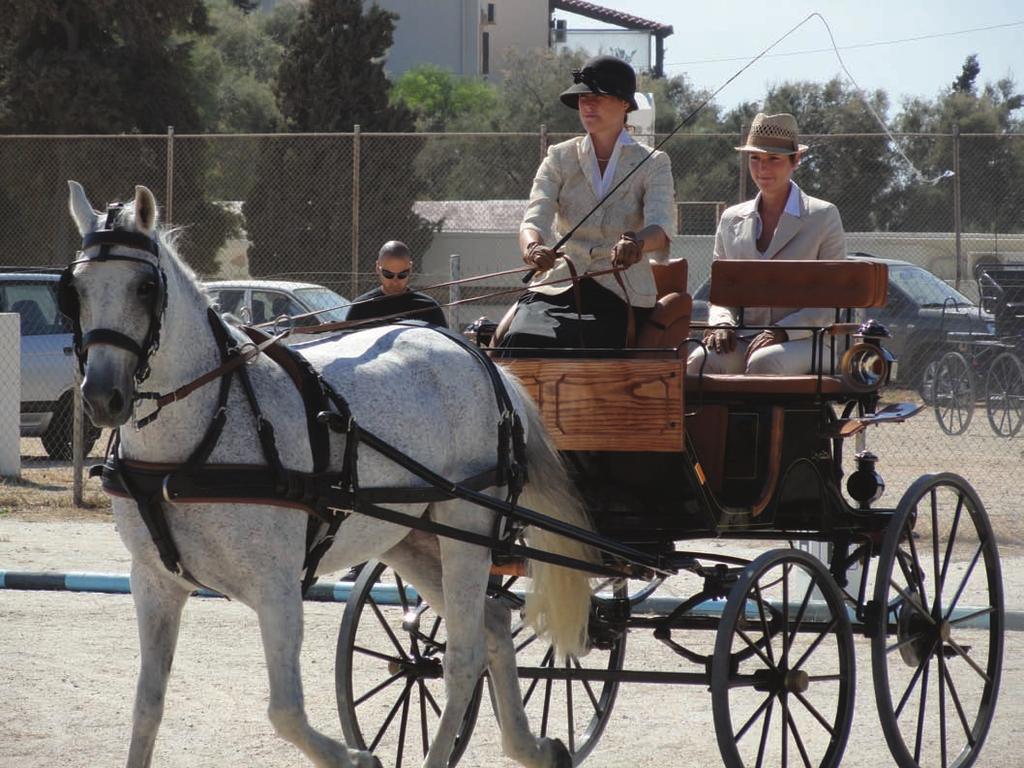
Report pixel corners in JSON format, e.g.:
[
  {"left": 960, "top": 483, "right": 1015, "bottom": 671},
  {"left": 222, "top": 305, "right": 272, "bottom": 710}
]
[{"left": 345, "top": 240, "right": 448, "bottom": 328}]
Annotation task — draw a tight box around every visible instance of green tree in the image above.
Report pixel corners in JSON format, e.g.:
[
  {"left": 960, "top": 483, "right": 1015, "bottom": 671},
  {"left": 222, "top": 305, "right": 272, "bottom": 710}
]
[
  {"left": 244, "top": 0, "right": 434, "bottom": 292},
  {"left": 0, "top": 0, "right": 237, "bottom": 274},
  {"left": 191, "top": 0, "right": 288, "bottom": 133},
  {"left": 391, "top": 65, "right": 497, "bottom": 132},
  {"left": 887, "top": 57, "right": 1024, "bottom": 233}
]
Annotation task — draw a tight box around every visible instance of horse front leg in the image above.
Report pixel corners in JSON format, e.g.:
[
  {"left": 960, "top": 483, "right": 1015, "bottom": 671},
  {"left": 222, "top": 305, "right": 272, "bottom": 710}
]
[
  {"left": 256, "top": 585, "right": 381, "bottom": 768},
  {"left": 125, "top": 563, "right": 190, "bottom": 768}
]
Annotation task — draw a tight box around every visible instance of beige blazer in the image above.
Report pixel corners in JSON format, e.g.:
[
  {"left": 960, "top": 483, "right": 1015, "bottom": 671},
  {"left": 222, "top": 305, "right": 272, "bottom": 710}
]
[
  {"left": 520, "top": 136, "right": 675, "bottom": 308},
  {"left": 708, "top": 188, "right": 846, "bottom": 339}
]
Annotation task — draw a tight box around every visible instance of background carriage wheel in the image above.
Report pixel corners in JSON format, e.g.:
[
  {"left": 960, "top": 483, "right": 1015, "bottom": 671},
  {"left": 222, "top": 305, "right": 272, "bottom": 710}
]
[
  {"left": 487, "top": 573, "right": 628, "bottom": 766},
  {"left": 983, "top": 351, "right": 1024, "bottom": 437},
  {"left": 335, "top": 561, "right": 482, "bottom": 768},
  {"left": 932, "top": 352, "right": 975, "bottom": 436},
  {"left": 871, "top": 474, "right": 1004, "bottom": 768},
  {"left": 711, "top": 549, "right": 856, "bottom": 768}
]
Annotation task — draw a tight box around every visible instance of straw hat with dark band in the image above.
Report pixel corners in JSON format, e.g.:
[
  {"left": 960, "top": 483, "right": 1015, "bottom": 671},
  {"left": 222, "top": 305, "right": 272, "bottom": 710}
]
[
  {"left": 735, "top": 112, "right": 809, "bottom": 155},
  {"left": 560, "top": 55, "right": 639, "bottom": 112}
]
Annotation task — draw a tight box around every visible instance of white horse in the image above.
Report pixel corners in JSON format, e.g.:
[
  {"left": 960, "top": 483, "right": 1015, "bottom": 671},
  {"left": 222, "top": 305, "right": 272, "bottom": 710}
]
[{"left": 66, "top": 181, "right": 595, "bottom": 768}]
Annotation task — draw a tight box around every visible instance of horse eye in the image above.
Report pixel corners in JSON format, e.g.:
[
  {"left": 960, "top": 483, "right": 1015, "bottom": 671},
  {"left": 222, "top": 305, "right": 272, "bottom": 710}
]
[{"left": 138, "top": 281, "right": 157, "bottom": 301}]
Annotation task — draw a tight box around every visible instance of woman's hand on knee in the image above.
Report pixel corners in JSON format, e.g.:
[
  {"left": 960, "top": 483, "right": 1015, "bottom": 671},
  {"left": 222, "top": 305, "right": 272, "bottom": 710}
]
[
  {"left": 704, "top": 327, "right": 736, "bottom": 353},
  {"left": 744, "top": 328, "right": 788, "bottom": 364}
]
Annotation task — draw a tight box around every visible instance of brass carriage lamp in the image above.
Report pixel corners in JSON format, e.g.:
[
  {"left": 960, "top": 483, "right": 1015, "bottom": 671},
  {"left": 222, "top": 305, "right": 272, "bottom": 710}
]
[{"left": 840, "top": 319, "right": 895, "bottom": 391}]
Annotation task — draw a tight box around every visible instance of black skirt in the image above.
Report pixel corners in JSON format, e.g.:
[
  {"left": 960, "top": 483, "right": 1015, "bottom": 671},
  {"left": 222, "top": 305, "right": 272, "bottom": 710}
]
[{"left": 498, "top": 278, "right": 650, "bottom": 357}]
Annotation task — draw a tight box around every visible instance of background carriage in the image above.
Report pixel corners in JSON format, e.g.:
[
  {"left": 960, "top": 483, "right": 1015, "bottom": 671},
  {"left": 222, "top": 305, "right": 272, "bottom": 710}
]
[{"left": 932, "top": 263, "right": 1024, "bottom": 437}]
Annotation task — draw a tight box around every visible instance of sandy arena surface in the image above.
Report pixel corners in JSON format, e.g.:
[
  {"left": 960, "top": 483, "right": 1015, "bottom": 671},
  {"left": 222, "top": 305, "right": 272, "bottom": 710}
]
[{"left": 1, "top": 518, "right": 1022, "bottom": 768}]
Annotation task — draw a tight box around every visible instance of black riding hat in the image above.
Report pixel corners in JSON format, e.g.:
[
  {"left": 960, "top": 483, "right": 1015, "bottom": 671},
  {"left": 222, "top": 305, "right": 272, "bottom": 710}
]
[{"left": 560, "top": 55, "right": 639, "bottom": 112}]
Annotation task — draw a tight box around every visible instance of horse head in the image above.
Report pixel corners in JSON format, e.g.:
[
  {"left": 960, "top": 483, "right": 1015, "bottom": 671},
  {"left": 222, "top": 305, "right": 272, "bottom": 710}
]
[{"left": 65, "top": 181, "right": 167, "bottom": 427}]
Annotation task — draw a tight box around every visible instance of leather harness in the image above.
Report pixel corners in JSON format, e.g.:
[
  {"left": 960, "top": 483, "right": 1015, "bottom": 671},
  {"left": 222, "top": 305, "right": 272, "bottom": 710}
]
[{"left": 94, "top": 314, "right": 532, "bottom": 595}]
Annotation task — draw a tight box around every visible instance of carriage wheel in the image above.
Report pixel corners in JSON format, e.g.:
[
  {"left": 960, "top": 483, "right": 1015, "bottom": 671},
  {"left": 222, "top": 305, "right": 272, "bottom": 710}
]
[
  {"left": 711, "top": 549, "right": 855, "bottom": 768},
  {"left": 933, "top": 352, "right": 975, "bottom": 435},
  {"left": 871, "top": 474, "right": 1004, "bottom": 768},
  {"left": 488, "top": 574, "right": 628, "bottom": 766},
  {"left": 984, "top": 352, "right": 1024, "bottom": 437},
  {"left": 918, "top": 358, "right": 940, "bottom": 406},
  {"left": 335, "top": 561, "right": 482, "bottom": 768}
]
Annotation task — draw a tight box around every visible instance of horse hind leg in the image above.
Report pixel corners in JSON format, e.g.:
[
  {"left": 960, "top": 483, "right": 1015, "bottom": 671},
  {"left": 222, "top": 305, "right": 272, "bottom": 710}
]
[
  {"left": 125, "top": 564, "right": 190, "bottom": 768},
  {"left": 255, "top": 585, "right": 381, "bottom": 768},
  {"left": 483, "top": 598, "right": 572, "bottom": 768}
]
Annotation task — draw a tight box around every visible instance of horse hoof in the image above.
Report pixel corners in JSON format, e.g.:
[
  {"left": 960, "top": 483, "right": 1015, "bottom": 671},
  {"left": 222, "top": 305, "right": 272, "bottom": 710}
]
[{"left": 550, "top": 738, "right": 572, "bottom": 768}]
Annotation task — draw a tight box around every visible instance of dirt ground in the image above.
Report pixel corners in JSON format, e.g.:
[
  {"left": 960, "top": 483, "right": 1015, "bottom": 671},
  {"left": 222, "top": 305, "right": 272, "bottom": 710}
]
[
  {"left": 1, "top": 518, "right": 1021, "bottom": 768},
  {"left": 3, "top": 401, "right": 1023, "bottom": 767}
]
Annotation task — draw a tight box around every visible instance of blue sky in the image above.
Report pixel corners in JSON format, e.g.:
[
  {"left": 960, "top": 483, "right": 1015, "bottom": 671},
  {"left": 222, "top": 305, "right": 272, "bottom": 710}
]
[{"left": 558, "top": 1, "right": 1023, "bottom": 115}]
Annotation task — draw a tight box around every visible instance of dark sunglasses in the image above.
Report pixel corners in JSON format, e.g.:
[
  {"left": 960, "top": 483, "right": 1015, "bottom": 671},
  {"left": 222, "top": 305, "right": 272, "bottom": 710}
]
[{"left": 380, "top": 268, "right": 410, "bottom": 279}]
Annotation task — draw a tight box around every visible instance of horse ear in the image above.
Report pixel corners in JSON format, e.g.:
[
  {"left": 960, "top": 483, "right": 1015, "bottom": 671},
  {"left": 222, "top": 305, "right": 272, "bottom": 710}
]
[
  {"left": 68, "top": 180, "right": 99, "bottom": 236},
  {"left": 134, "top": 185, "right": 158, "bottom": 234}
]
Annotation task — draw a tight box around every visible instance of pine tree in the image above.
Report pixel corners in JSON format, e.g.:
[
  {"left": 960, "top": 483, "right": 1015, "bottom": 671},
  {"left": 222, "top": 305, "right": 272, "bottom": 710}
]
[
  {"left": 0, "top": 1, "right": 236, "bottom": 274},
  {"left": 245, "top": 0, "right": 434, "bottom": 293}
]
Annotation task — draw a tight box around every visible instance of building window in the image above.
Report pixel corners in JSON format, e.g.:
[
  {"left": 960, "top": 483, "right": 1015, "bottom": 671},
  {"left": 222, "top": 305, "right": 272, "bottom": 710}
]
[
  {"left": 487, "top": 3, "right": 496, "bottom": 23},
  {"left": 482, "top": 31, "right": 490, "bottom": 75}
]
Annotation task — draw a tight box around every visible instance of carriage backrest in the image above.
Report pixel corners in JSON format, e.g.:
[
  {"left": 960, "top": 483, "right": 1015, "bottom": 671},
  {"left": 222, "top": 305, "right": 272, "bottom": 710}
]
[
  {"left": 652, "top": 258, "right": 687, "bottom": 299},
  {"left": 976, "top": 263, "right": 1024, "bottom": 335},
  {"left": 708, "top": 259, "right": 888, "bottom": 310}
]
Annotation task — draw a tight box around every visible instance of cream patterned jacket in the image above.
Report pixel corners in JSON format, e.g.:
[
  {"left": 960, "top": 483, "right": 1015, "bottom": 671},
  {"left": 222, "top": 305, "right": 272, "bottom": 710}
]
[
  {"left": 708, "top": 186, "right": 846, "bottom": 339},
  {"left": 520, "top": 135, "right": 675, "bottom": 308}
]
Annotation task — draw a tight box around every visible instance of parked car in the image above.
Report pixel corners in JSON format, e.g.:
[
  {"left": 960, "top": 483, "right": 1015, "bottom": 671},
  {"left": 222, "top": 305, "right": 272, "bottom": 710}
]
[
  {"left": 1, "top": 268, "right": 101, "bottom": 459},
  {"left": 203, "top": 280, "right": 351, "bottom": 331},
  {"left": 689, "top": 253, "right": 998, "bottom": 397}
]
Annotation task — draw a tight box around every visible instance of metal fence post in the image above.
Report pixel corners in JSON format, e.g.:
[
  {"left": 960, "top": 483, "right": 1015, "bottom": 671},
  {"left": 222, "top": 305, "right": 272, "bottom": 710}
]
[
  {"left": 165, "top": 126, "right": 174, "bottom": 224},
  {"left": 449, "top": 253, "right": 461, "bottom": 331},
  {"left": 540, "top": 123, "right": 547, "bottom": 161},
  {"left": 952, "top": 123, "right": 963, "bottom": 290},
  {"left": 352, "top": 125, "right": 361, "bottom": 297},
  {"left": 738, "top": 123, "right": 748, "bottom": 202},
  {"left": 72, "top": 384, "right": 83, "bottom": 506}
]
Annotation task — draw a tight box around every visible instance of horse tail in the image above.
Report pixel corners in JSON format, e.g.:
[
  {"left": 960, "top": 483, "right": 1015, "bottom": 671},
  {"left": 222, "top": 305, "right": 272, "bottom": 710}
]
[{"left": 512, "top": 383, "right": 597, "bottom": 659}]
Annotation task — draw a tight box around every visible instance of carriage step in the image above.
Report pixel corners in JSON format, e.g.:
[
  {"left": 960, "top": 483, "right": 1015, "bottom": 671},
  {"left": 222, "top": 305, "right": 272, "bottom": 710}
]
[{"left": 834, "top": 402, "right": 924, "bottom": 437}]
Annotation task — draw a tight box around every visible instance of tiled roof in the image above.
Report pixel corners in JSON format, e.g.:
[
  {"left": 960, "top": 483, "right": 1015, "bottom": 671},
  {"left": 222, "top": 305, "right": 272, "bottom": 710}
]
[{"left": 552, "top": 0, "right": 673, "bottom": 34}]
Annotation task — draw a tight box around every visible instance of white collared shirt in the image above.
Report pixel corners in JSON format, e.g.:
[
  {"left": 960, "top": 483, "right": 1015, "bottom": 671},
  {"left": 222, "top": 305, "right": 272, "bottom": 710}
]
[
  {"left": 754, "top": 181, "right": 802, "bottom": 254},
  {"left": 582, "top": 129, "right": 634, "bottom": 199}
]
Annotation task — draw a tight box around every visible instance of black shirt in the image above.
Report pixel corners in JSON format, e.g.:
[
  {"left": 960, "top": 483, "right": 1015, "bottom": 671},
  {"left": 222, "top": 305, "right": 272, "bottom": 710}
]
[{"left": 345, "top": 287, "right": 448, "bottom": 328}]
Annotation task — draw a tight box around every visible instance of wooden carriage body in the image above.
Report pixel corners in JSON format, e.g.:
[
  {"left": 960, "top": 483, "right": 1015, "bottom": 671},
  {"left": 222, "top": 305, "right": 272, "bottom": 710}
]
[{"left": 498, "top": 258, "right": 896, "bottom": 544}]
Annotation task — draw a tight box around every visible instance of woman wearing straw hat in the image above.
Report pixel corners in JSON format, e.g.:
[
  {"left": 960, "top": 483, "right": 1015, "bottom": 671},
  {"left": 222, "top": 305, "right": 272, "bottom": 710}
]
[
  {"left": 497, "top": 55, "right": 675, "bottom": 353},
  {"left": 686, "top": 112, "right": 846, "bottom": 375}
]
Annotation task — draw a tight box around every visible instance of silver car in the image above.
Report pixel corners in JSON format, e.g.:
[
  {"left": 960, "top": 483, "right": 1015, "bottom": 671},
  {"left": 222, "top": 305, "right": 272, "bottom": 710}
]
[
  {"left": 1, "top": 269, "right": 100, "bottom": 459},
  {"left": 203, "top": 279, "right": 351, "bottom": 334}
]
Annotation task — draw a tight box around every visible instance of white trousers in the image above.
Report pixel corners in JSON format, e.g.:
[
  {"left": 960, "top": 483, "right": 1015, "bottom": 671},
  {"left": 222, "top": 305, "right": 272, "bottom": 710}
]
[{"left": 686, "top": 336, "right": 829, "bottom": 375}]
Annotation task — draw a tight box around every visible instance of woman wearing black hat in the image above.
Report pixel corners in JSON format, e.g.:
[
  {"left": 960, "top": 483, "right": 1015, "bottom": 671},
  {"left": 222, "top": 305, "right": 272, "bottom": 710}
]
[{"left": 497, "top": 55, "right": 675, "bottom": 353}]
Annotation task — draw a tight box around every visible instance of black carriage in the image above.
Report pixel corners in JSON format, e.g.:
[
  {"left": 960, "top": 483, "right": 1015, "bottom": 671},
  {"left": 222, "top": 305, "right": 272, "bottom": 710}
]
[
  {"left": 932, "top": 262, "right": 1024, "bottom": 437},
  {"left": 334, "top": 259, "right": 1004, "bottom": 768}
]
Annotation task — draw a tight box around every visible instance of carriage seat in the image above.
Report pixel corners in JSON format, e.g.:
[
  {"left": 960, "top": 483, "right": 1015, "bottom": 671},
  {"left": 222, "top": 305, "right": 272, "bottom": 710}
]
[
  {"left": 685, "top": 259, "right": 889, "bottom": 397},
  {"left": 636, "top": 258, "right": 692, "bottom": 351}
]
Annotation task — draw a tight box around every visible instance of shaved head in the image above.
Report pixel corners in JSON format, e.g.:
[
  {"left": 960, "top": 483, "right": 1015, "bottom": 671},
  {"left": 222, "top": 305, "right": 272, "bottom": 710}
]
[{"left": 378, "top": 240, "right": 411, "bottom": 261}]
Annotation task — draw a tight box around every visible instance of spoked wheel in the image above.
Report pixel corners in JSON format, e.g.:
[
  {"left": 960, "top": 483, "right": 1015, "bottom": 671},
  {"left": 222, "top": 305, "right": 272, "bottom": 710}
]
[
  {"left": 871, "top": 474, "right": 1004, "bottom": 768},
  {"left": 984, "top": 351, "right": 1024, "bottom": 437},
  {"left": 918, "top": 358, "right": 940, "bottom": 406},
  {"left": 335, "top": 560, "right": 482, "bottom": 768},
  {"left": 933, "top": 352, "right": 975, "bottom": 436},
  {"left": 711, "top": 549, "right": 855, "bottom": 768},
  {"left": 489, "top": 573, "right": 628, "bottom": 765}
]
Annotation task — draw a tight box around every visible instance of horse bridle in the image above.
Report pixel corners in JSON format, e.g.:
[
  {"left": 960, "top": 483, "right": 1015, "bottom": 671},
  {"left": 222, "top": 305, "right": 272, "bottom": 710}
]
[{"left": 58, "top": 203, "right": 168, "bottom": 384}]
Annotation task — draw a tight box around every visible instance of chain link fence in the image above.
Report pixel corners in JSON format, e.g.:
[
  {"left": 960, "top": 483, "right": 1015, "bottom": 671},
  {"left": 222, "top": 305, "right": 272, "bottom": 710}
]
[{"left": 1, "top": 128, "right": 1022, "bottom": 535}]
